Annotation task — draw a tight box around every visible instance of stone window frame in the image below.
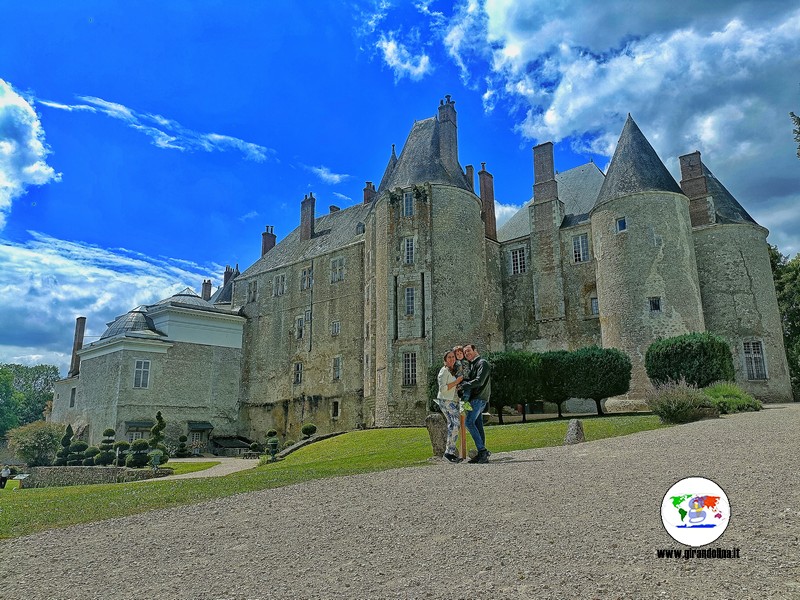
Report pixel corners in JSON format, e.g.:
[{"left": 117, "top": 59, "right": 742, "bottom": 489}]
[
  {"left": 189, "top": 431, "right": 202, "bottom": 445},
  {"left": 572, "top": 233, "right": 590, "bottom": 263},
  {"left": 300, "top": 267, "right": 313, "bottom": 290},
  {"left": 246, "top": 280, "right": 258, "bottom": 303},
  {"left": 331, "top": 400, "right": 340, "bottom": 420},
  {"left": 403, "top": 237, "right": 415, "bottom": 265},
  {"left": 293, "top": 362, "right": 303, "bottom": 385},
  {"left": 402, "top": 191, "right": 414, "bottom": 217},
  {"left": 330, "top": 257, "right": 346, "bottom": 283},
  {"left": 272, "top": 273, "right": 286, "bottom": 297},
  {"left": 69, "top": 387, "right": 76, "bottom": 408},
  {"left": 648, "top": 296, "right": 662, "bottom": 313},
  {"left": 509, "top": 246, "right": 527, "bottom": 275},
  {"left": 133, "top": 359, "right": 151, "bottom": 389},
  {"left": 615, "top": 217, "right": 628, "bottom": 233},
  {"left": 331, "top": 320, "right": 341, "bottom": 336},
  {"left": 590, "top": 295, "right": 599, "bottom": 316},
  {"left": 304, "top": 309, "right": 312, "bottom": 323},
  {"left": 295, "top": 316, "right": 304, "bottom": 340},
  {"left": 743, "top": 339, "right": 768, "bottom": 380},
  {"left": 405, "top": 286, "right": 415, "bottom": 316},
  {"left": 402, "top": 351, "right": 418, "bottom": 386},
  {"left": 332, "top": 356, "right": 342, "bottom": 381}
]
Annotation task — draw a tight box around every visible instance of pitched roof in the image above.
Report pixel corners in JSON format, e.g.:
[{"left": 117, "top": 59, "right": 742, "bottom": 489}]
[
  {"left": 377, "top": 117, "right": 470, "bottom": 193},
  {"left": 241, "top": 202, "right": 374, "bottom": 278},
  {"left": 594, "top": 115, "right": 682, "bottom": 208},
  {"left": 155, "top": 287, "right": 212, "bottom": 308},
  {"left": 702, "top": 163, "right": 758, "bottom": 226},
  {"left": 101, "top": 306, "right": 162, "bottom": 339}
]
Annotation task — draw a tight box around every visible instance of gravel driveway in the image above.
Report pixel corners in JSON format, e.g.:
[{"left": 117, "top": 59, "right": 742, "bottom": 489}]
[{"left": 1, "top": 405, "right": 798, "bottom": 600}]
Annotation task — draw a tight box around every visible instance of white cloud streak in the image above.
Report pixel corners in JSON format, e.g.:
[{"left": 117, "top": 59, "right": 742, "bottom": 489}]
[
  {"left": 494, "top": 201, "right": 522, "bottom": 228},
  {"left": 305, "top": 165, "right": 351, "bottom": 185},
  {"left": 376, "top": 33, "right": 432, "bottom": 81}
]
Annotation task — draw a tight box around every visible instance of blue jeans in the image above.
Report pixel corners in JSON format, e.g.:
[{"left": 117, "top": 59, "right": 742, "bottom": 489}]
[{"left": 465, "top": 398, "right": 487, "bottom": 452}]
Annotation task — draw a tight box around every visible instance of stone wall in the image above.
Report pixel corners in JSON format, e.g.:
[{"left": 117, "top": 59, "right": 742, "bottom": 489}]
[{"left": 20, "top": 466, "right": 171, "bottom": 489}]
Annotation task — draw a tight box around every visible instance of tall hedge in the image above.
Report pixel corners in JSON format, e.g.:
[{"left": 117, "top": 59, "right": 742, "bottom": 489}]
[
  {"left": 645, "top": 332, "right": 734, "bottom": 388},
  {"left": 538, "top": 351, "right": 574, "bottom": 418},
  {"left": 487, "top": 351, "right": 540, "bottom": 424},
  {"left": 571, "top": 346, "right": 632, "bottom": 415}
]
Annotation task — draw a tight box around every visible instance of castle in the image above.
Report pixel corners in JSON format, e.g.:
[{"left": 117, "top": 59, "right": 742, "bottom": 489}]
[{"left": 51, "top": 97, "right": 792, "bottom": 449}]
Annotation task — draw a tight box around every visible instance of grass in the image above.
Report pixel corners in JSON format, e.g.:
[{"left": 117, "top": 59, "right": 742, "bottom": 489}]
[
  {"left": 0, "top": 415, "right": 664, "bottom": 539},
  {"left": 164, "top": 461, "right": 220, "bottom": 476}
]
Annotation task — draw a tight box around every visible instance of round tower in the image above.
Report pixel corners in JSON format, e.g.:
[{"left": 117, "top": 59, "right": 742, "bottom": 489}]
[{"left": 590, "top": 116, "right": 705, "bottom": 402}]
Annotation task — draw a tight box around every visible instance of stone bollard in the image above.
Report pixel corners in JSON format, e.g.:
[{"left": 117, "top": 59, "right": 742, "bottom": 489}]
[
  {"left": 425, "top": 412, "right": 448, "bottom": 457},
  {"left": 564, "top": 419, "right": 585, "bottom": 445}
]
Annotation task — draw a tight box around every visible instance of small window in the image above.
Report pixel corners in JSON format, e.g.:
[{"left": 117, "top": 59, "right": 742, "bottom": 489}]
[
  {"left": 403, "top": 191, "right": 414, "bottom": 217},
  {"left": 134, "top": 360, "right": 150, "bottom": 388},
  {"left": 305, "top": 309, "right": 312, "bottom": 322},
  {"left": 573, "top": 233, "right": 590, "bottom": 263},
  {"left": 402, "top": 352, "right": 417, "bottom": 386},
  {"left": 247, "top": 280, "right": 258, "bottom": 303},
  {"left": 272, "top": 274, "right": 286, "bottom": 297},
  {"left": 404, "top": 237, "right": 414, "bottom": 264},
  {"left": 590, "top": 297, "right": 599, "bottom": 316},
  {"left": 69, "top": 387, "right": 76, "bottom": 408},
  {"left": 128, "top": 431, "right": 143, "bottom": 443},
  {"left": 293, "top": 362, "right": 303, "bottom": 384},
  {"left": 331, "top": 257, "right": 346, "bottom": 283},
  {"left": 189, "top": 431, "right": 202, "bottom": 444},
  {"left": 616, "top": 217, "right": 627, "bottom": 233},
  {"left": 296, "top": 316, "right": 304, "bottom": 339},
  {"left": 301, "top": 267, "right": 313, "bottom": 290},
  {"left": 743, "top": 341, "right": 767, "bottom": 380},
  {"left": 649, "top": 297, "right": 662, "bottom": 313},
  {"left": 332, "top": 400, "right": 340, "bottom": 419},
  {"left": 332, "top": 356, "right": 342, "bottom": 381},
  {"left": 510, "top": 248, "right": 527, "bottom": 275},
  {"left": 356, "top": 222, "right": 365, "bottom": 234},
  {"left": 331, "top": 321, "right": 340, "bottom": 336},
  {"left": 405, "top": 287, "right": 415, "bottom": 316}
]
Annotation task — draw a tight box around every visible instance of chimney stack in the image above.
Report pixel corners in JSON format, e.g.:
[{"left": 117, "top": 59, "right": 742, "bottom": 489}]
[
  {"left": 679, "top": 151, "right": 713, "bottom": 227},
  {"left": 261, "top": 225, "right": 276, "bottom": 256},
  {"left": 201, "top": 279, "right": 212, "bottom": 300},
  {"left": 300, "top": 192, "right": 316, "bottom": 241},
  {"left": 223, "top": 264, "right": 238, "bottom": 286},
  {"left": 465, "top": 165, "right": 475, "bottom": 193},
  {"left": 478, "top": 162, "right": 497, "bottom": 241},
  {"left": 533, "top": 142, "right": 558, "bottom": 202},
  {"left": 437, "top": 95, "right": 459, "bottom": 176},
  {"left": 68, "top": 316, "right": 86, "bottom": 378},
  {"left": 363, "top": 181, "right": 377, "bottom": 204}
]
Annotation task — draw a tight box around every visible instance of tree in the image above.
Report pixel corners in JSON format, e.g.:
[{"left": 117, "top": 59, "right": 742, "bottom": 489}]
[
  {"left": 6, "top": 421, "right": 65, "bottom": 466},
  {"left": 770, "top": 247, "right": 800, "bottom": 400},
  {"left": 0, "top": 364, "right": 60, "bottom": 426},
  {"left": 487, "top": 351, "right": 540, "bottom": 424},
  {"left": 54, "top": 423, "right": 74, "bottom": 466},
  {"left": 148, "top": 411, "right": 169, "bottom": 465},
  {"left": 645, "top": 333, "right": 734, "bottom": 388},
  {"left": 571, "top": 346, "right": 632, "bottom": 416},
  {"left": 538, "top": 351, "right": 574, "bottom": 418},
  {"left": 791, "top": 111, "right": 800, "bottom": 159},
  {"left": 0, "top": 368, "right": 22, "bottom": 436}
]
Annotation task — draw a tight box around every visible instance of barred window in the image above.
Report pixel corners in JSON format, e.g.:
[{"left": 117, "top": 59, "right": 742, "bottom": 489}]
[
  {"left": 293, "top": 362, "right": 303, "bottom": 384},
  {"left": 134, "top": 360, "right": 150, "bottom": 389},
  {"left": 403, "top": 191, "right": 414, "bottom": 217},
  {"left": 301, "top": 267, "right": 313, "bottom": 290},
  {"left": 405, "top": 287, "right": 415, "bottom": 316},
  {"left": 649, "top": 297, "right": 662, "bottom": 313},
  {"left": 402, "top": 352, "right": 417, "bottom": 386},
  {"left": 331, "top": 257, "right": 346, "bottom": 283},
  {"left": 590, "top": 296, "right": 599, "bottom": 316},
  {"left": 332, "top": 356, "right": 342, "bottom": 381},
  {"left": 743, "top": 341, "right": 767, "bottom": 380},
  {"left": 296, "top": 316, "right": 304, "bottom": 339},
  {"left": 404, "top": 237, "right": 414, "bottom": 264},
  {"left": 510, "top": 248, "right": 527, "bottom": 275},
  {"left": 272, "top": 274, "right": 286, "bottom": 297},
  {"left": 572, "top": 233, "right": 589, "bottom": 263},
  {"left": 331, "top": 321, "right": 340, "bottom": 336}
]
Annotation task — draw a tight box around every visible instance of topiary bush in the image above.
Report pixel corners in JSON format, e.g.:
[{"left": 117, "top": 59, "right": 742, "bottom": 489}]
[
  {"left": 571, "top": 346, "right": 632, "bottom": 415},
  {"left": 54, "top": 423, "right": 74, "bottom": 466},
  {"left": 301, "top": 423, "right": 317, "bottom": 438},
  {"left": 538, "top": 350, "right": 575, "bottom": 418},
  {"left": 174, "top": 435, "right": 191, "bottom": 458},
  {"left": 67, "top": 440, "right": 89, "bottom": 466},
  {"left": 113, "top": 440, "right": 130, "bottom": 466},
  {"left": 645, "top": 332, "right": 735, "bottom": 388},
  {"left": 646, "top": 380, "right": 719, "bottom": 424},
  {"left": 283, "top": 439, "right": 295, "bottom": 449},
  {"left": 486, "top": 351, "right": 540, "bottom": 423},
  {"left": 95, "top": 428, "right": 116, "bottom": 466},
  {"left": 126, "top": 438, "right": 151, "bottom": 468},
  {"left": 702, "top": 381, "right": 762, "bottom": 414}
]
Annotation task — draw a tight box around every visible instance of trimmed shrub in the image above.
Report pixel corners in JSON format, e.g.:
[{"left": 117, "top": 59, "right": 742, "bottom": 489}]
[
  {"left": 6, "top": 421, "right": 64, "bottom": 467},
  {"left": 126, "top": 439, "right": 151, "bottom": 468},
  {"left": 301, "top": 423, "right": 317, "bottom": 438},
  {"left": 174, "top": 435, "right": 191, "bottom": 458},
  {"left": 646, "top": 380, "right": 719, "bottom": 424},
  {"left": 82, "top": 457, "right": 95, "bottom": 466},
  {"left": 538, "top": 351, "right": 575, "bottom": 418},
  {"left": 148, "top": 449, "right": 165, "bottom": 468},
  {"left": 283, "top": 439, "right": 295, "bottom": 449},
  {"left": 266, "top": 429, "right": 278, "bottom": 438},
  {"left": 427, "top": 364, "right": 442, "bottom": 413},
  {"left": 645, "top": 333, "right": 735, "bottom": 388},
  {"left": 702, "top": 381, "right": 762, "bottom": 414},
  {"left": 54, "top": 424, "right": 74, "bottom": 466},
  {"left": 113, "top": 440, "right": 130, "bottom": 466},
  {"left": 486, "top": 351, "right": 540, "bottom": 424},
  {"left": 571, "top": 346, "right": 632, "bottom": 415}
]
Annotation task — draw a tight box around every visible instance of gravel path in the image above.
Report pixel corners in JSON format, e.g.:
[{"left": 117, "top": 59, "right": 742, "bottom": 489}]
[{"left": 1, "top": 405, "right": 798, "bottom": 600}]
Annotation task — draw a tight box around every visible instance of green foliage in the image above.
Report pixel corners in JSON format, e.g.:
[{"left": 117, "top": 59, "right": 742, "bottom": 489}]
[
  {"left": 0, "top": 368, "right": 22, "bottom": 436},
  {"left": 82, "top": 457, "right": 95, "bottom": 466},
  {"left": 126, "top": 438, "right": 151, "bottom": 468},
  {"left": 148, "top": 449, "right": 165, "bottom": 468},
  {"left": 571, "top": 346, "right": 632, "bottom": 415},
  {"left": 94, "top": 451, "right": 115, "bottom": 466},
  {"left": 791, "top": 111, "right": 800, "bottom": 160},
  {"left": 645, "top": 332, "right": 735, "bottom": 388},
  {"left": 84, "top": 446, "right": 100, "bottom": 458},
  {"left": 770, "top": 246, "right": 800, "bottom": 400},
  {"left": 301, "top": 423, "right": 317, "bottom": 438},
  {"left": 0, "top": 363, "right": 60, "bottom": 426},
  {"left": 427, "top": 364, "right": 441, "bottom": 405},
  {"left": 283, "top": 439, "right": 295, "bottom": 449},
  {"left": 61, "top": 424, "right": 74, "bottom": 451},
  {"left": 538, "top": 351, "right": 575, "bottom": 418},
  {"left": 149, "top": 411, "right": 166, "bottom": 449},
  {"left": 486, "top": 351, "right": 540, "bottom": 424},
  {"left": 103, "top": 428, "right": 116, "bottom": 438},
  {"left": 646, "top": 380, "right": 718, "bottom": 424},
  {"left": 113, "top": 440, "right": 130, "bottom": 466},
  {"left": 69, "top": 440, "right": 89, "bottom": 453},
  {"left": 174, "top": 435, "right": 190, "bottom": 458},
  {"left": 6, "top": 421, "right": 65, "bottom": 466},
  {"left": 702, "top": 381, "right": 762, "bottom": 414},
  {"left": 266, "top": 429, "right": 278, "bottom": 438}
]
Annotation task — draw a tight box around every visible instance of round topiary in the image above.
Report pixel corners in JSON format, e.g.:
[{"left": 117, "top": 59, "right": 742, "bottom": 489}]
[
  {"left": 645, "top": 332, "right": 734, "bottom": 388},
  {"left": 301, "top": 423, "right": 317, "bottom": 438},
  {"left": 94, "top": 451, "right": 115, "bottom": 466},
  {"left": 267, "top": 429, "right": 278, "bottom": 438},
  {"left": 103, "top": 428, "right": 116, "bottom": 438},
  {"left": 82, "top": 457, "right": 95, "bottom": 466},
  {"left": 283, "top": 439, "right": 295, "bottom": 449},
  {"left": 69, "top": 440, "right": 89, "bottom": 453}
]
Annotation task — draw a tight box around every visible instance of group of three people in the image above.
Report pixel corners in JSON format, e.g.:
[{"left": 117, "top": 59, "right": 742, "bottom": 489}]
[{"left": 436, "top": 343, "right": 491, "bottom": 464}]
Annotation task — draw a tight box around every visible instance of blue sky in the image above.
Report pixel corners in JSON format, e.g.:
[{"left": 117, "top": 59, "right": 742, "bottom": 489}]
[{"left": 1, "top": 0, "right": 799, "bottom": 375}]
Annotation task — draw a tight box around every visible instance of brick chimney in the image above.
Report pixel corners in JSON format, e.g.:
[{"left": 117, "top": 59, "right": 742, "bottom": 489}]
[
  {"left": 465, "top": 165, "right": 475, "bottom": 193},
  {"left": 329, "top": 205, "right": 340, "bottom": 213},
  {"left": 437, "top": 95, "right": 459, "bottom": 176},
  {"left": 679, "top": 150, "right": 713, "bottom": 226},
  {"left": 261, "top": 225, "right": 276, "bottom": 256},
  {"left": 533, "top": 142, "right": 558, "bottom": 202},
  {"left": 478, "top": 162, "right": 497, "bottom": 241},
  {"left": 363, "top": 181, "right": 377, "bottom": 204},
  {"left": 67, "top": 316, "right": 86, "bottom": 378},
  {"left": 201, "top": 279, "right": 212, "bottom": 300},
  {"left": 223, "top": 264, "right": 238, "bottom": 286},
  {"left": 300, "top": 193, "right": 315, "bottom": 241}
]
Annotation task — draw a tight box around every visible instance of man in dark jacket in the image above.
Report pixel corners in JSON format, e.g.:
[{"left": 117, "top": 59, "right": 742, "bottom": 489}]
[{"left": 462, "top": 344, "right": 491, "bottom": 463}]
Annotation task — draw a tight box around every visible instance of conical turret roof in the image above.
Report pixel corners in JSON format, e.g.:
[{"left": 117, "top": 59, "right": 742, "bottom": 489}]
[
  {"left": 701, "top": 163, "right": 758, "bottom": 226},
  {"left": 377, "top": 144, "right": 398, "bottom": 192},
  {"left": 594, "top": 115, "right": 682, "bottom": 208}
]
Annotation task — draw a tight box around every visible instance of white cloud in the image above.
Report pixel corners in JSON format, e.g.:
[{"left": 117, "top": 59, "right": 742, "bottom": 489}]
[
  {"left": 376, "top": 33, "right": 432, "bottom": 81},
  {"left": 0, "top": 232, "right": 221, "bottom": 375},
  {"left": 0, "top": 79, "right": 62, "bottom": 230},
  {"left": 238, "top": 210, "right": 260, "bottom": 222},
  {"left": 305, "top": 165, "right": 351, "bottom": 185},
  {"left": 332, "top": 192, "right": 352, "bottom": 202},
  {"left": 38, "top": 95, "right": 275, "bottom": 162},
  {"left": 495, "top": 201, "right": 522, "bottom": 227}
]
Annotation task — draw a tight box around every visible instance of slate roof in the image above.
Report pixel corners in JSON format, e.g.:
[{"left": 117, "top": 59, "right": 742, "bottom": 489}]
[
  {"left": 209, "top": 280, "right": 234, "bottom": 305},
  {"left": 155, "top": 287, "right": 213, "bottom": 308},
  {"left": 702, "top": 163, "right": 758, "bottom": 226},
  {"left": 496, "top": 162, "right": 605, "bottom": 242},
  {"left": 241, "top": 202, "right": 374, "bottom": 278},
  {"left": 595, "top": 115, "right": 682, "bottom": 207},
  {"left": 377, "top": 117, "right": 471, "bottom": 193},
  {"left": 101, "top": 306, "right": 162, "bottom": 339}
]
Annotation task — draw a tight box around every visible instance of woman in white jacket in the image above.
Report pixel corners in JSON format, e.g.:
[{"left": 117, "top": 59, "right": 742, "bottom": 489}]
[{"left": 437, "top": 350, "right": 463, "bottom": 463}]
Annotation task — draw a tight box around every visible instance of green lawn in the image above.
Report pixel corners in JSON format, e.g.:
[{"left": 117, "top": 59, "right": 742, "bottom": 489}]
[
  {"left": 0, "top": 415, "right": 664, "bottom": 539},
  {"left": 164, "top": 461, "right": 220, "bottom": 476}
]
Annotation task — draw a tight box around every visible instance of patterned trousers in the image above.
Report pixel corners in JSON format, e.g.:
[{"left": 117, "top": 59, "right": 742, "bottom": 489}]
[{"left": 437, "top": 398, "right": 460, "bottom": 456}]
